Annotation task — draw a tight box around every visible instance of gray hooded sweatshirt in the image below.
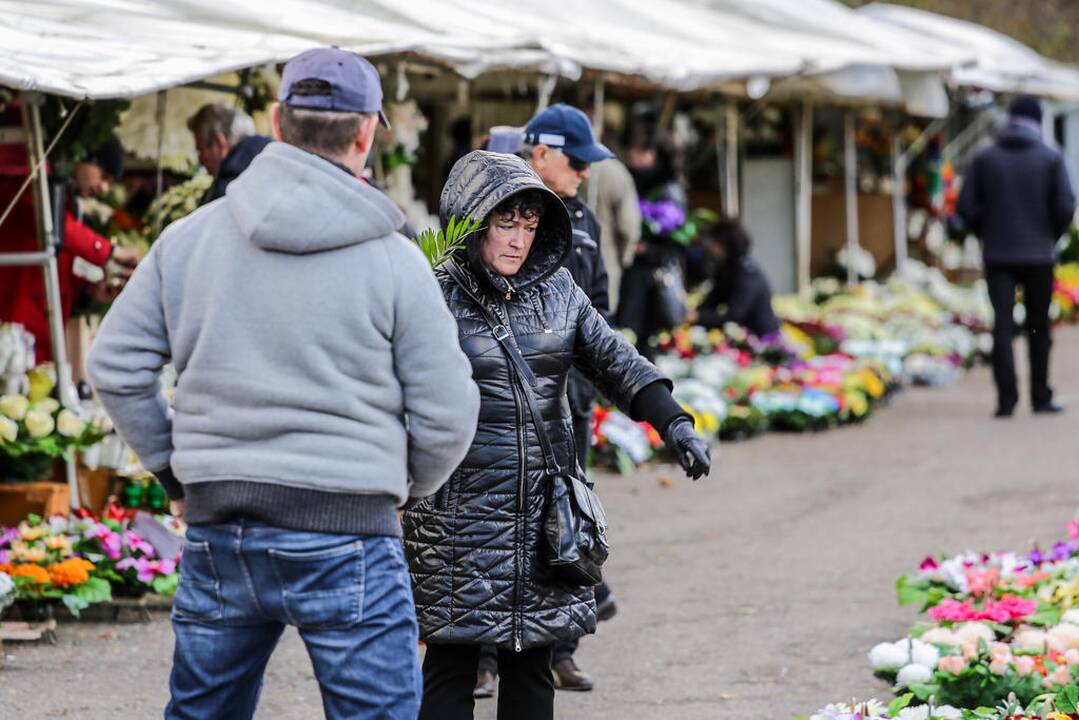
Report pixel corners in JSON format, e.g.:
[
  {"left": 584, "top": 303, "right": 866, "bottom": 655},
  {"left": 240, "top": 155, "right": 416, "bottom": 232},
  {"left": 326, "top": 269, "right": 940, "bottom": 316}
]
[{"left": 87, "top": 142, "right": 480, "bottom": 536}]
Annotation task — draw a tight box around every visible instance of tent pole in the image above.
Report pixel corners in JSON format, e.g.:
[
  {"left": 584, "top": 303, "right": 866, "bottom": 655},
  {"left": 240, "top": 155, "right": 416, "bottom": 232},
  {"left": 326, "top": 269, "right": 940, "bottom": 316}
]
[
  {"left": 535, "top": 75, "right": 557, "bottom": 113},
  {"left": 592, "top": 78, "right": 605, "bottom": 140},
  {"left": 844, "top": 110, "right": 860, "bottom": 285},
  {"left": 724, "top": 99, "right": 739, "bottom": 219},
  {"left": 893, "top": 132, "right": 907, "bottom": 274},
  {"left": 795, "top": 99, "right": 813, "bottom": 293},
  {"left": 21, "top": 92, "right": 80, "bottom": 508}
]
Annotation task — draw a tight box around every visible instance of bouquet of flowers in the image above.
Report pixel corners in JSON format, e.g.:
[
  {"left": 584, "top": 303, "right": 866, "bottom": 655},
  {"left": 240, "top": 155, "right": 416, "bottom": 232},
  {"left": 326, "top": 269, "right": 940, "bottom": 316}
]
[{"left": 0, "top": 393, "right": 107, "bottom": 482}]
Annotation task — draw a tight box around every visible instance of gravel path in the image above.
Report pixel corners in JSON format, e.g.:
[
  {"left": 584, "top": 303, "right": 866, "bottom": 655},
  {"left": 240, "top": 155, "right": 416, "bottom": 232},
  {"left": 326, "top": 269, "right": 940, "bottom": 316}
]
[{"left": 4, "top": 328, "right": 1077, "bottom": 719}]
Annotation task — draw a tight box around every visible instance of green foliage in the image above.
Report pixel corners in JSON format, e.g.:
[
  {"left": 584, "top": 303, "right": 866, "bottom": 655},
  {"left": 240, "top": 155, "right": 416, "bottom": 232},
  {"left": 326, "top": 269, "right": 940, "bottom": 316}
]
[
  {"left": 887, "top": 692, "right": 915, "bottom": 716},
  {"left": 151, "top": 573, "right": 179, "bottom": 598},
  {"left": 414, "top": 214, "right": 482, "bottom": 269},
  {"left": 40, "top": 97, "right": 130, "bottom": 177}
]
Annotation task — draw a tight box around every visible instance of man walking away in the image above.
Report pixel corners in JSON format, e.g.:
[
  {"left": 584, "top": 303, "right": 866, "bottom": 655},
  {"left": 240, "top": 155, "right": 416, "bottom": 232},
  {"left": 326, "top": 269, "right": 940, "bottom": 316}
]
[
  {"left": 958, "top": 95, "right": 1076, "bottom": 417},
  {"left": 88, "top": 48, "right": 480, "bottom": 720},
  {"left": 187, "top": 103, "right": 272, "bottom": 205}
]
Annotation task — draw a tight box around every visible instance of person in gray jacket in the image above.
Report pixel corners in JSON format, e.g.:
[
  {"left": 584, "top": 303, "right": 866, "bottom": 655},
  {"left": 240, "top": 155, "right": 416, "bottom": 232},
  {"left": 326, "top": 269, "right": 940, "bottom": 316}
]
[{"left": 87, "top": 48, "right": 479, "bottom": 720}]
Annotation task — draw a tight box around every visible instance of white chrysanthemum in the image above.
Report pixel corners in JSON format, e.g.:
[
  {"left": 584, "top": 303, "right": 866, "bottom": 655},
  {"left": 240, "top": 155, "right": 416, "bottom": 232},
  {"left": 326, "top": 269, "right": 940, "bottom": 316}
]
[
  {"left": 896, "top": 663, "right": 934, "bottom": 686},
  {"left": 31, "top": 398, "right": 60, "bottom": 415},
  {"left": 0, "top": 394, "right": 29, "bottom": 421},
  {"left": 932, "top": 707, "right": 962, "bottom": 720},
  {"left": 56, "top": 409, "right": 85, "bottom": 438},
  {"left": 0, "top": 571, "right": 14, "bottom": 612},
  {"left": 1061, "top": 608, "right": 1079, "bottom": 626},
  {"left": 24, "top": 409, "right": 55, "bottom": 439},
  {"left": 897, "top": 706, "right": 929, "bottom": 720},
  {"left": 868, "top": 641, "right": 909, "bottom": 671},
  {"left": 910, "top": 639, "right": 940, "bottom": 669},
  {"left": 0, "top": 416, "right": 17, "bottom": 444}
]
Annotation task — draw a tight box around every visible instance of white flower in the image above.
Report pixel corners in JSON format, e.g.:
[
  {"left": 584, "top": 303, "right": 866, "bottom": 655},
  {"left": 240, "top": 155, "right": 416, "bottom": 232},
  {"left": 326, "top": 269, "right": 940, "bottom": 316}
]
[
  {"left": 910, "top": 639, "right": 940, "bottom": 669},
  {"left": 0, "top": 571, "right": 13, "bottom": 612},
  {"left": 868, "top": 641, "right": 909, "bottom": 671},
  {"left": 955, "top": 622, "right": 995, "bottom": 645},
  {"left": 919, "top": 627, "right": 960, "bottom": 647},
  {"left": 932, "top": 707, "right": 962, "bottom": 720},
  {"left": 0, "top": 394, "right": 29, "bottom": 420},
  {"left": 24, "top": 409, "right": 54, "bottom": 438},
  {"left": 56, "top": 409, "right": 85, "bottom": 438},
  {"left": 897, "top": 706, "right": 929, "bottom": 720},
  {"left": 31, "top": 398, "right": 59, "bottom": 415},
  {"left": 1061, "top": 608, "right": 1079, "bottom": 626},
  {"left": 896, "top": 663, "right": 934, "bottom": 686},
  {"left": 0, "top": 416, "right": 17, "bottom": 444}
]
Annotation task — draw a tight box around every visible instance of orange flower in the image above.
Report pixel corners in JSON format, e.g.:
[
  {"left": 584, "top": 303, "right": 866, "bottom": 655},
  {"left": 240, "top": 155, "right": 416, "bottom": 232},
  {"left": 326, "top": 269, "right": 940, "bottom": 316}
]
[
  {"left": 9, "top": 563, "right": 51, "bottom": 584},
  {"left": 46, "top": 558, "right": 94, "bottom": 587}
]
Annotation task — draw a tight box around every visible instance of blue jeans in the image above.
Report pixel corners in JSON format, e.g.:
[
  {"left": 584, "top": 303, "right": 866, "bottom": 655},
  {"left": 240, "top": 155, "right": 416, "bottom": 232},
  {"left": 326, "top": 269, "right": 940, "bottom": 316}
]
[{"left": 166, "top": 519, "right": 420, "bottom": 720}]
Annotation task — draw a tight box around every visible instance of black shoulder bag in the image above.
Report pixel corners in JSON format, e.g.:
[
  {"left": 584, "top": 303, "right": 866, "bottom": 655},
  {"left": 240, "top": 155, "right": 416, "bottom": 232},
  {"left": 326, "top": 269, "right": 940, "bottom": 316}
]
[{"left": 446, "top": 261, "right": 609, "bottom": 587}]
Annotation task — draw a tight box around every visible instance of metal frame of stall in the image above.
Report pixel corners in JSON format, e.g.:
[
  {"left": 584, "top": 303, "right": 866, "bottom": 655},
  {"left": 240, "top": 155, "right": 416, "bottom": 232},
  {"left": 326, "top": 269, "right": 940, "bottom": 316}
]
[{"left": 0, "top": 92, "right": 81, "bottom": 507}]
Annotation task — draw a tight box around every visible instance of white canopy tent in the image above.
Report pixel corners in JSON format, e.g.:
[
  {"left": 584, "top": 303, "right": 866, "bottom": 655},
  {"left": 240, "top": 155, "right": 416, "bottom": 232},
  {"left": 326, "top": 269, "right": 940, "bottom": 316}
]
[{"left": 857, "top": 3, "right": 1079, "bottom": 101}]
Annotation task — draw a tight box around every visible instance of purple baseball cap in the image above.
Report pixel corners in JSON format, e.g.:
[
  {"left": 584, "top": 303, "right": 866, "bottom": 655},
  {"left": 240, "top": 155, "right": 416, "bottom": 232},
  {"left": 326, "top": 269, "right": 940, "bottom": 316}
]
[{"left": 279, "top": 47, "right": 390, "bottom": 128}]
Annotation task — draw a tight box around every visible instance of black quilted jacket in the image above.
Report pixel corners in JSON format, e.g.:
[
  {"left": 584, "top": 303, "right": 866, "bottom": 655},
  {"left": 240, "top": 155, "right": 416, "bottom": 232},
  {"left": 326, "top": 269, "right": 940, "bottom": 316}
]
[{"left": 403, "top": 151, "right": 666, "bottom": 651}]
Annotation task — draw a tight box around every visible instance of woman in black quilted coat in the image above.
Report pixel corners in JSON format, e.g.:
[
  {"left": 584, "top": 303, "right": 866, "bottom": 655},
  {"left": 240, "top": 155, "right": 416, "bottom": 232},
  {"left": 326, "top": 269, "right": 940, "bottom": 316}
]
[{"left": 403, "top": 151, "right": 710, "bottom": 720}]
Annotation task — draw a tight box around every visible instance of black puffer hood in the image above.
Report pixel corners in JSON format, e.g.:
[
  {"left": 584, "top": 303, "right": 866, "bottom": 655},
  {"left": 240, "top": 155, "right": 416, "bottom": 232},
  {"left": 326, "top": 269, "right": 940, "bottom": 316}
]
[{"left": 439, "top": 150, "right": 571, "bottom": 296}]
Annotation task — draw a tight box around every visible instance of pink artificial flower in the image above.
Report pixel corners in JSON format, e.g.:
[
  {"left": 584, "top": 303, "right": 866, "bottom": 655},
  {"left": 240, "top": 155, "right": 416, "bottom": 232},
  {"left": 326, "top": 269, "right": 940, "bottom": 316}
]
[
  {"left": 929, "top": 599, "right": 977, "bottom": 623},
  {"left": 961, "top": 642, "right": 978, "bottom": 660},
  {"left": 1069, "top": 518, "right": 1079, "bottom": 539},
  {"left": 937, "top": 655, "right": 967, "bottom": 675},
  {"left": 966, "top": 568, "right": 1000, "bottom": 596},
  {"left": 1014, "top": 656, "right": 1036, "bottom": 677},
  {"left": 1066, "top": 649, "right": 1079, "bottom": 666},
  {"left": 989, "top": 658, "right": 1009, "bottom": 676},
  {"left": 1043, "top": 665, "right": 1073, "bottom": 689},
  {"left": 989, "top": 642, "right": 1012, "bottom": 662},
  {"left": 918, "top": 556, "right": 939, "bottom": 572}
]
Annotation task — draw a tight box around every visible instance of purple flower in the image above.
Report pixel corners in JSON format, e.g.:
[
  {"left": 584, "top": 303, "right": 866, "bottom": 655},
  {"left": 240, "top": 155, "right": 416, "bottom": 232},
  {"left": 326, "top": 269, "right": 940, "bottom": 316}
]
[
  {"left": 1029, "top": 547, "right": 1045, "bottom": 565},
  {"left": 0, "top": 528, "right": 18, "bottom": 548},
  {"left": 1050, "top": 541, "right": 1073, "bottom": 562},
  {"left": 640, "top": 200, "right": 685, "bottom": 236}
]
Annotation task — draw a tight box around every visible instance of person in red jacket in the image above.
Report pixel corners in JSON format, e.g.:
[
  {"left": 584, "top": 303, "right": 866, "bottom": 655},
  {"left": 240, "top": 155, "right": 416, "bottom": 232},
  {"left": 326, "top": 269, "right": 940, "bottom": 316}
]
[{"left": 0, "top": 139, "right": 138, "bottom": 363}]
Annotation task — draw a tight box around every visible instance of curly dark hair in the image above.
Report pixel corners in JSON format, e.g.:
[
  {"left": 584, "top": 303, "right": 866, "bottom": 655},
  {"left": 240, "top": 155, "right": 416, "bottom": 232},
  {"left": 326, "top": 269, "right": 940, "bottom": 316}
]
[{"left": 489, "top": 189, "right": 546, "bottom": 224}]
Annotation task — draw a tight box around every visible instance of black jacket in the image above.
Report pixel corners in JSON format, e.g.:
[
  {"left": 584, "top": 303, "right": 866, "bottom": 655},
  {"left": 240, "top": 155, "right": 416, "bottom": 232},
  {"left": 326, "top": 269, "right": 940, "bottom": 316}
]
[
  {"left": 563, "top": 196, "right": 609, "bottom": 431},
  {"left": 698, "top": 257, "right": 779, "bottom": 338},
  {"left": 200, "top": 135, "right": 273, "bottom": 205},
  {"left": 957, "top": 120, "right": 1076, "bottom": 266},
  {"left": 403, "top": 151, "right": 667, "bottom": 651}
]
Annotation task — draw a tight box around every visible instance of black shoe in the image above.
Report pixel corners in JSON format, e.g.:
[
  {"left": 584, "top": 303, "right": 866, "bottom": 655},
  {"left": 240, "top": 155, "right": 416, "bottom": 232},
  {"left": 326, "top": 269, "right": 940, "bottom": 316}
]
[
  {"left": 994, "top": 405, "right": 1015, "bottom": 418},
  {"left": 473, "top": 670, "right": 497, "bottom": 699},
  {"left": 1033, "top": 400, "right": 1066, "bottom": 415},
  {"left": 596, "top": 593, "right": 618, "bottom": 622},
  {"left": 552, "top": 658, "right": 594, "bottom": 692}
]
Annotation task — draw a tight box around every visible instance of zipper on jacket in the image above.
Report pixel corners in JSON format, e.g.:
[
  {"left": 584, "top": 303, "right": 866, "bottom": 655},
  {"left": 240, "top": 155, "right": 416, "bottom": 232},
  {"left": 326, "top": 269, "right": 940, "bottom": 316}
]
[
  {"left": 504, "top": 278, "right": 516, "bottom": 300},
  {"left": 499, "top": 300, "right": 526, "bottom": 653}
]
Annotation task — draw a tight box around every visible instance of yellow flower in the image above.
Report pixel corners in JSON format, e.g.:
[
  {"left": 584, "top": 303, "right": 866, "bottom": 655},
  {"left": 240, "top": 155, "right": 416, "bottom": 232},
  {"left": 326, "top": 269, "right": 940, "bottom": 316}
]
[
  {"left": 0, "top": 416, "right": 16, "bottom": 444},
  {"left": 56, "top": 409, "right": 86, "bottom": 438},
  {"left": 0, "top": 394, "right": 29, "bottom": 421},
  {"left": 24, "top": 409, "right": 55, "bottom": 439},
  {"left": 17, "top": 523, "right": 45, "bottom": 541},
  {"left": 11, "top": 542, "right": 47, "bottom": 563},
  {"left": 43, "top": 535, "right": 72, "bottom": 553}
]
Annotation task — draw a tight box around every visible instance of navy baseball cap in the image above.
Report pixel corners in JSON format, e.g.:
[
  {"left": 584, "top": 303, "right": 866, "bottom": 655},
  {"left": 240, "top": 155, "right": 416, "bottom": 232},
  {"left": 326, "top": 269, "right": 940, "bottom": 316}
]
[
  {"left": 279, "top": 47, "right": 390, "bottom": 128},
  {"left": 523, "top": 104, "right": 614, "bottom": 164}
]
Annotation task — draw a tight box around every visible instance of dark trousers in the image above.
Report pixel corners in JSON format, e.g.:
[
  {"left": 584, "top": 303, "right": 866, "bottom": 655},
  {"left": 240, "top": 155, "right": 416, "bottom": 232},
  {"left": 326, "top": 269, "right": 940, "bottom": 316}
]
[
  {"left": 985, "top": 264, "right": 1055, "bottom": 409},
  {"left": 421, "top": 643, "right": 553, "bottom": 720},
  {"left": 551, "top": 581, "right": 611, "bottom": 664}
]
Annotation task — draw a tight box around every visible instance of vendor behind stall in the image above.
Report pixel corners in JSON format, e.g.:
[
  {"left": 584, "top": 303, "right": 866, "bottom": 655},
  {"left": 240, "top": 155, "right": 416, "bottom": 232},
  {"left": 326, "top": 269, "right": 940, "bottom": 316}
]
[
  {"left": 0, "top": 135, "right": 139, "bottom": 362},
  {"left": 687, "top": 220, "right": 779, "bottom": 339},
  {"left": 187, "top": 103, "right": 272, "bottom": 205}
]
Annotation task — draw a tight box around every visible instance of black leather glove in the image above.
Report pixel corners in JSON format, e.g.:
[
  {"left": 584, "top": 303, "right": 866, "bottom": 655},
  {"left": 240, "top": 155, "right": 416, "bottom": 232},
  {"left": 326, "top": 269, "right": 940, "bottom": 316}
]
[{"left": 662, "top": 417, "right": 711, "bottom": 480}]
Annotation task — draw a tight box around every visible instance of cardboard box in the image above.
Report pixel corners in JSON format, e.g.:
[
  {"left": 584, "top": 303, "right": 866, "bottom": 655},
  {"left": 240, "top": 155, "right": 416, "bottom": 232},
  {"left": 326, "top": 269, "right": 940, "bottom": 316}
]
[{"left": 0, "top": 482, "right": 70, "bottom": 525}]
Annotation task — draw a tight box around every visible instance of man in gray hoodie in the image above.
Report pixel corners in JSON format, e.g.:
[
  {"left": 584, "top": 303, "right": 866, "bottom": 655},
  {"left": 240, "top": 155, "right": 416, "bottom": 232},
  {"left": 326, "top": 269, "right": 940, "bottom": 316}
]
[{"left": 87, "top": 48, "right": 479, "bottom": 720}]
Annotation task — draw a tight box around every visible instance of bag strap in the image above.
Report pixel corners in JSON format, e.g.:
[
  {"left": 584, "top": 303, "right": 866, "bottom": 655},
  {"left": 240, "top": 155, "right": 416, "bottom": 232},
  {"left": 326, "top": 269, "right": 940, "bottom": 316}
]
[{"left": 446, "top": 260, "right": 563, "bottom": 477}]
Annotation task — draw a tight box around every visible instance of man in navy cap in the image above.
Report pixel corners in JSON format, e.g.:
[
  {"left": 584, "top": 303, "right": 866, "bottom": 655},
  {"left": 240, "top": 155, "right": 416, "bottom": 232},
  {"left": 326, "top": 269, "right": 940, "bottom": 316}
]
[
  {"left": 522, "top": 103, "right": 617, "bottom": 692},
  {"left": 88, "top": 47, "right": 478, "bottom": 719}
]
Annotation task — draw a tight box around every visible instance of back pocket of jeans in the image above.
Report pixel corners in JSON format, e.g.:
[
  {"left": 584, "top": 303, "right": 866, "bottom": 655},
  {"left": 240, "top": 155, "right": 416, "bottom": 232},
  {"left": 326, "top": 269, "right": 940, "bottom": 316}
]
[
  {"left": 173, "top": 540, "right": 222, "bottom": 621},
  {"left": 268, "top": 541, "right": 364, "bottom": 630}
]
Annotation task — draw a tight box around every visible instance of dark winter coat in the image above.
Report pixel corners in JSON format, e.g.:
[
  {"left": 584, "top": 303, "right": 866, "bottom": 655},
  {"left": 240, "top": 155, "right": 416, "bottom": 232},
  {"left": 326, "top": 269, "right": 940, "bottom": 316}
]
[
  {"left": 957, "top": 120, "right": 1076, "bottom": 266},
  {"left": 200, "top": 135, "right": 273, "bottom": 205},
  {"left": 697, "top": 256, "right": 780, "bottom": 338},
  {"left": 402, "top": 151, "right": 666, "bottom": 651},
  {"left": 563, "top": 196, "right": 609, "bottom": 455}
]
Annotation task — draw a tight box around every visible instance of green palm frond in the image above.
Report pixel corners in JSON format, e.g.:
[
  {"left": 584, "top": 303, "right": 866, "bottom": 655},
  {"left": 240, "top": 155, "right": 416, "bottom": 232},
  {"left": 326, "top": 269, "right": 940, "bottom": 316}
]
[{"left": 415, "top": 214, "right": 482, "bottom": 269}]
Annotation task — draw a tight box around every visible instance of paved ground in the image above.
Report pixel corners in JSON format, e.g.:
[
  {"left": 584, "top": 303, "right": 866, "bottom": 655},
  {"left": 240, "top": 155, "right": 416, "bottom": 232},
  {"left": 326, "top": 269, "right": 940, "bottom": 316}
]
[{"left": 4, "top": 329, "right": 1078, "bottom": 719}]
